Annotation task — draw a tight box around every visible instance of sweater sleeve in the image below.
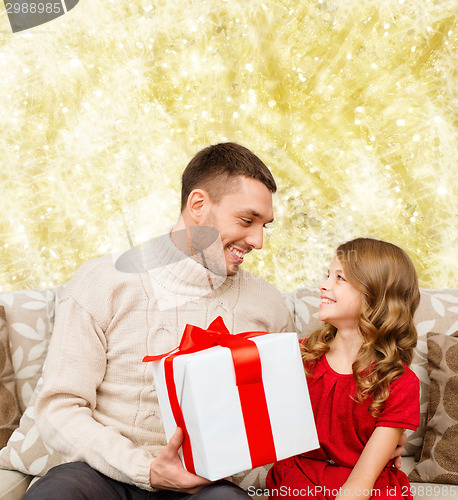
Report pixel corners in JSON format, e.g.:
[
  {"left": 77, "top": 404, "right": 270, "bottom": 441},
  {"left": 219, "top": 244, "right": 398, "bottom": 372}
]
[
  {"left": 279, "top": 305, "right": 296, "bottom": 334},
  {"left": 35, "top": 275, "right": 155, "bottom": 491},
  {"left": 375, "top": 365, "right": 420, "bottom": 431}
]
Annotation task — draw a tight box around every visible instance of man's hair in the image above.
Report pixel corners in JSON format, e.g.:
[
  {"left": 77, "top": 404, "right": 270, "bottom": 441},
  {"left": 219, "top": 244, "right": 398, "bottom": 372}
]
[{"left": 180, "top": 142, "right": 277, "bottom": 212}]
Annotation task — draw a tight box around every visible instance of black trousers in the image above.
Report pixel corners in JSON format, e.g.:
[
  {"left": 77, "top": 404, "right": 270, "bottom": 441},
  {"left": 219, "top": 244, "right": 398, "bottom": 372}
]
[{"left": 22, "top": 462, "right": 250, "bottom": 500}]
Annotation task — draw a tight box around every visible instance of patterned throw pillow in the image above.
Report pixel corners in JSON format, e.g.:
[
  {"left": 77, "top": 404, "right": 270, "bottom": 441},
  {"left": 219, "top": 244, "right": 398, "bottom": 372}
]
[
  {"left": 0, "top": 377, "right": 65, "bottom": 475},
  {"left": 0, "top": 289, "right": 55, "bottom": 413},
  {"left": 0, "top": 288, "right": 60, "bottom": 477},
  {"left": 409, "top": 331, "right": 458, "bottom": 484},
  {"left": 0, "top": 306, "right": 21, "bottom": 448},
  {"left": 407, "top": 290, "right": 458, "bottom": 457}
]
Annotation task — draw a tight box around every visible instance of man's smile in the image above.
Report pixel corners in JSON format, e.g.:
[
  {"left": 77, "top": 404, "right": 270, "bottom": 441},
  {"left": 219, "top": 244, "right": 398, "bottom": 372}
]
[{"left": 228, "top": 245, "right": 248, "bottom": 264}]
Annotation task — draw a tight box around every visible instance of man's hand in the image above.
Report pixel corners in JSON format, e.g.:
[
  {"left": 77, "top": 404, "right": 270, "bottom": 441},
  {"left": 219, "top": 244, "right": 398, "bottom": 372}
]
[
  {"left": 149, "top": 427, "right": 212, "bottom": 493},
  {"left": 390, "top": 430, "right": 407, "bottom": 469}
]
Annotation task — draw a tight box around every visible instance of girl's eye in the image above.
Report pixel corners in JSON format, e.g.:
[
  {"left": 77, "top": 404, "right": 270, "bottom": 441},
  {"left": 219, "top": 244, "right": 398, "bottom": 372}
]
[{"left": 337, "top": 275, "right": 346, "bottom": 281}]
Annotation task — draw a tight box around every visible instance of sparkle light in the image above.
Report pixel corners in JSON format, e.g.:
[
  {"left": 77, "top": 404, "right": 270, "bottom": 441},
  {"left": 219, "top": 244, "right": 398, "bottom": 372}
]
[{"left": 0, "top": 0, "right": 457, "bottom": 292}]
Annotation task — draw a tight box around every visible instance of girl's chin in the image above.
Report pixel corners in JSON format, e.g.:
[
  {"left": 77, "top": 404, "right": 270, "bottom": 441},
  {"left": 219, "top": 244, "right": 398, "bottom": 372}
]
[{"left": 318, "top": 315, "right": 337, "bottom": 328}]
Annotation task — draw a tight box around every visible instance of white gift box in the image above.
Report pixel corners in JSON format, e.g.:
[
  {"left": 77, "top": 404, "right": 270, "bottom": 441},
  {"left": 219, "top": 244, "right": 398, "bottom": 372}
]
[{"left": 149, "top": 329, "right": 319, "bottom": 481}]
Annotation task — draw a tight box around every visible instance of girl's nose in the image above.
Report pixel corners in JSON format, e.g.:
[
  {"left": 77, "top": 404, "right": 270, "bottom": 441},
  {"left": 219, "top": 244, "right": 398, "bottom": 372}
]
[{"left": 319, "top": 277, "right": 330, "bottom": 291}]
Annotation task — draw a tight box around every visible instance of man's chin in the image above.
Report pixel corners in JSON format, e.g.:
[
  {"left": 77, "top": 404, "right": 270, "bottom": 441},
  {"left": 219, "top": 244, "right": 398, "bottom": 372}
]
[{"left": 226, "top": 262, "right": 240, "bottom": 276}]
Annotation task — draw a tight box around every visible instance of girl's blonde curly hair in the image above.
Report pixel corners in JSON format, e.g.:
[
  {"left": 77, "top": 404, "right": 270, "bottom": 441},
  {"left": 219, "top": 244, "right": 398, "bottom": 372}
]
[{"left": 301, "top": 238, "right": 420, "bottom": 417}]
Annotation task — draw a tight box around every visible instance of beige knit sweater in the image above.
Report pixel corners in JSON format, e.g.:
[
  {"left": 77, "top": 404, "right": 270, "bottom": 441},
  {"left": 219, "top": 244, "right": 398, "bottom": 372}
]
[{"left": 35, "top": 234, "right": 295, "bottom": 491}]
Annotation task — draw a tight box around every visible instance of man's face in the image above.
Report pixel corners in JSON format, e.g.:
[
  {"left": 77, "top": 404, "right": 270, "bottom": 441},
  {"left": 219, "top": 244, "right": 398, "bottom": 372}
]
[{"left": 201, "top": 176, "right": 274, "bottom": 276}]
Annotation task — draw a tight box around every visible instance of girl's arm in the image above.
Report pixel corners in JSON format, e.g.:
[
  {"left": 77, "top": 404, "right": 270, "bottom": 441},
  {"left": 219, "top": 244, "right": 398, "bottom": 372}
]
[{"left": 336, "top": 426, "right": 403, "bottom": 500}]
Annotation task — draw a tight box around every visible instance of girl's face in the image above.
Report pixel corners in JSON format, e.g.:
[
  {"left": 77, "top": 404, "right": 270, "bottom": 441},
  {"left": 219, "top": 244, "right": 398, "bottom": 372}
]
[{"left": 318, "top": 256, "right": 363, "bottom": 331}]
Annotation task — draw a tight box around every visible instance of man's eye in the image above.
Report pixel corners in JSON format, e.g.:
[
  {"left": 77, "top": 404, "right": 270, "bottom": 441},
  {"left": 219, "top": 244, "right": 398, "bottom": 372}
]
[{"left": 241, "top": 218, "right": 252, "bottom": 224}]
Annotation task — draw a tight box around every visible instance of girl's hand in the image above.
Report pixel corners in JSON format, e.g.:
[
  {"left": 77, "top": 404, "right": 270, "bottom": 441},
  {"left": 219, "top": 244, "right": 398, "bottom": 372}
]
[
  {"left": 336, "top": 481, "right": 371, "bottom": 500},
  {"left": 337, "top": 427, "right": 404, "bottom": 500}
]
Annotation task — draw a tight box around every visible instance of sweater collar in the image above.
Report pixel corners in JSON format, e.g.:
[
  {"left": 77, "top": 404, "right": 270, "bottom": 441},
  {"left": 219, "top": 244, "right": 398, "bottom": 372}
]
[{"left": 142, "top": 229, "right": 235, "bottom": 309}]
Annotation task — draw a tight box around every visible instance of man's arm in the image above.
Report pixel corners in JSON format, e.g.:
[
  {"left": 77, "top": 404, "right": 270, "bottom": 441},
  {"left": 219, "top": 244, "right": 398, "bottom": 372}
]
[
  {"left": 37, "top": 299, "right": 211, "bottom": 492},
  {"left": 36, "top": 261, "right": 212, "bottom": 493},
  {"left": 35, "top": 297, "right": 156, "bottom": 490}
]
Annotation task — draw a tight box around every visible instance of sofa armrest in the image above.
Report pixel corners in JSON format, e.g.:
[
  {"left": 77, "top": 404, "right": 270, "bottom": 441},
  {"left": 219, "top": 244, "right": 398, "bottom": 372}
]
[{"left": 0, "top": 469, "right": 32, "bottom": 500}]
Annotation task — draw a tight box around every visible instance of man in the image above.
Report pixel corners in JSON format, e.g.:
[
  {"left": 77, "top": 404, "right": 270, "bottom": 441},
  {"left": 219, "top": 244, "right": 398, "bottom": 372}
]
[
  {"left": 25, "top": 143, "right": 405, "bottom": 499},
  {"left": 24, "top": 143, "right": 296, "bottom": 499}
]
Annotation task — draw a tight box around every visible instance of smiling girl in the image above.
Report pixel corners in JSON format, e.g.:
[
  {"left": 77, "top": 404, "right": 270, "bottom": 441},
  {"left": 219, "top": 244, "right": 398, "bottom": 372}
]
[{"left": 267, "top": 238, "right": 420, "bottom": 500}]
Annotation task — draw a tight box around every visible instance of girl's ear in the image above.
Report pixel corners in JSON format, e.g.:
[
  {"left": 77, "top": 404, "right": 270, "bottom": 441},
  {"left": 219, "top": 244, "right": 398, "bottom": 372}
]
[{"left": 186, "top": 188, "right": 210, "bottom": 224}]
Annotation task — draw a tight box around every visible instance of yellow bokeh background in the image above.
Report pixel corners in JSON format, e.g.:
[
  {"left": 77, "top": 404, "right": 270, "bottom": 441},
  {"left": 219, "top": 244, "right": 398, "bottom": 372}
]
[{"left": 0, "top": 0, "right": 457, "bottom": 292}]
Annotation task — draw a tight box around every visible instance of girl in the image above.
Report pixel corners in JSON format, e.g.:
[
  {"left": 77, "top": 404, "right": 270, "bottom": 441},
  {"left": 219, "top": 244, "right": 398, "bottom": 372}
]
[{"left": 267, "top": 238, "right": 420, "bottom": 500}]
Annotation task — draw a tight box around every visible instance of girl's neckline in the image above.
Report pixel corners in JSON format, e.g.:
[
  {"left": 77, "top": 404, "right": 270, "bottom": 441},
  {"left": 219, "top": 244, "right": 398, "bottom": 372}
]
[{"left": 323, "top": 354, "right": 354, "bottom": 378}]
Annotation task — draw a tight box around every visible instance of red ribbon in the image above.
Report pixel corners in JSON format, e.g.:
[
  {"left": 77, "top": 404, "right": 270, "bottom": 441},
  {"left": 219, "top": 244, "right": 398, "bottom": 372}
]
[{"left": 143, "top": 316, "right": 277, "bottom": 474}]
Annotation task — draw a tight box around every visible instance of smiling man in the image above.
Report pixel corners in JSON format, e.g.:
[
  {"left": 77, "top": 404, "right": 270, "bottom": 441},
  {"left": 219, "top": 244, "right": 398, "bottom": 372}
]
[
  {"left": 172, "top": 143, "right": 275, "bottom": 276},
  {"left": 26, "top": 143, "right": 295, "bottom": 500}
]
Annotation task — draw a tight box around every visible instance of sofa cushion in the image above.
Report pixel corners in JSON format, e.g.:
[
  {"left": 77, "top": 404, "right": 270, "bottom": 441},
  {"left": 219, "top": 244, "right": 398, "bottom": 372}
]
[
  {"left": 409, "top": 331, "right": 458, "bottom": 485},
  {"left": 401, "top": 457, "right": 456, "bottom": 500},
  {"left": 0, "top": 469, "right": 32, "bottom": 500},
  {"left": 0, "top": 377, "right": 64, "bottom": 476},
  {"left": 0, "top": 307, "right": 21, "bottom": 449},
  {"left": 0, "top": 289, "right": 55, "bottom": 414}
]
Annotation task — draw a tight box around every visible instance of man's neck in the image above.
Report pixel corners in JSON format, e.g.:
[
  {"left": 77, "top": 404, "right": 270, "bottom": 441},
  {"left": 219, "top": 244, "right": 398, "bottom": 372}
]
[
  {"left": 170, "top": 216, "right": 193, "bottom": 257},
  {"left": 170, "top": 215, "right": 229, "bottom": 279}
]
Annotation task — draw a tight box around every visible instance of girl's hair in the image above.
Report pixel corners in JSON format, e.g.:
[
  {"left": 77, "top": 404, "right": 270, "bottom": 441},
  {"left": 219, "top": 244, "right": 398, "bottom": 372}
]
[{"left": 301, "top": 237, "right": 420, "bottom": 417}]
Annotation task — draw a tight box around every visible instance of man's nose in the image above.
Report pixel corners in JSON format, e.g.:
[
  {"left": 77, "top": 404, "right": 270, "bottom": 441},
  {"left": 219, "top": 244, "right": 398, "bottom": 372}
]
[{"left": 247, "top": 225, "right": 264, "bottom": 250}]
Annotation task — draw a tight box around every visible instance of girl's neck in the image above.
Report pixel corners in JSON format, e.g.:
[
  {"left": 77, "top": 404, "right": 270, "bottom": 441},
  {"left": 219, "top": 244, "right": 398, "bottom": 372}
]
[{"left": 326, "top": 328, "right": 363, "bottom": 375}]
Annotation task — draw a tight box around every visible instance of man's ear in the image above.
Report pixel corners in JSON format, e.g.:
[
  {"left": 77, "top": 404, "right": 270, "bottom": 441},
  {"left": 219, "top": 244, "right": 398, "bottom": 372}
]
[{"left": 186, "top": 188, "right": 210, "bottom": 224}]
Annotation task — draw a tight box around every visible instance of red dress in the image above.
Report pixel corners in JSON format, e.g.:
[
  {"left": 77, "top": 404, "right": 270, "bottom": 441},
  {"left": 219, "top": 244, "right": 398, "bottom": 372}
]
[{"left": 267, "top": 355, "right": 420, "bottom": 499}]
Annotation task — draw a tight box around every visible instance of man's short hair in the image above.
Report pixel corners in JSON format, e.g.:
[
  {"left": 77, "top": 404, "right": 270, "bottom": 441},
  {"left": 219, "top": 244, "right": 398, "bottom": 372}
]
[{"left": 180, "top": 142, "right": 277, "bottom": 212}]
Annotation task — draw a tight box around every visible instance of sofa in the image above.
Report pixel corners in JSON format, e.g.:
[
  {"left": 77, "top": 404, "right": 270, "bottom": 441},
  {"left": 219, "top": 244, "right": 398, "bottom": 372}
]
[{"left": 0, "top": 282, "right": 456, "bottom": 500}]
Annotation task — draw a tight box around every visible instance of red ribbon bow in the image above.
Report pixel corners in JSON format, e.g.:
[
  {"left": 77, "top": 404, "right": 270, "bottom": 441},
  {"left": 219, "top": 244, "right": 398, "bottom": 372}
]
[{"left": 143, "top": 316, "right": 277, "bottom": 474}]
